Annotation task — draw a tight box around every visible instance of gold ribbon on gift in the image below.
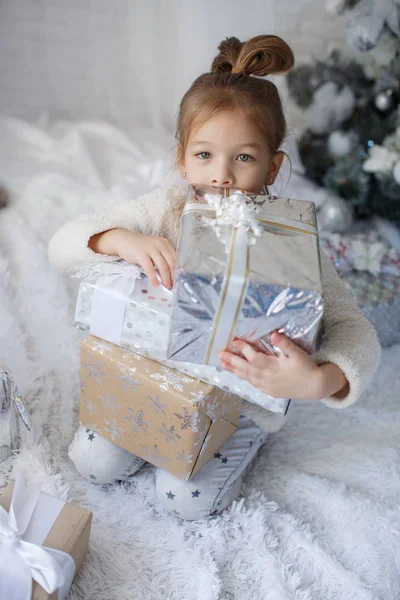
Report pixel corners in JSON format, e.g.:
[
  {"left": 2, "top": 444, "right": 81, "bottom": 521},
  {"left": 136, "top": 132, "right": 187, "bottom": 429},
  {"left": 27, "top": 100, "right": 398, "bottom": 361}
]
[{"left": 183, "top": 192, "right": 318, "bottom": 366}]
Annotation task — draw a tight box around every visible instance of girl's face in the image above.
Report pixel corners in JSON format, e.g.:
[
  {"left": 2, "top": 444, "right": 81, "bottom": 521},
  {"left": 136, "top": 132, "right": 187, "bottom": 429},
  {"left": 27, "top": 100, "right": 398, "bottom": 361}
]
[{"left": 179, "top": 109, "right": 284, "bottom": 194}]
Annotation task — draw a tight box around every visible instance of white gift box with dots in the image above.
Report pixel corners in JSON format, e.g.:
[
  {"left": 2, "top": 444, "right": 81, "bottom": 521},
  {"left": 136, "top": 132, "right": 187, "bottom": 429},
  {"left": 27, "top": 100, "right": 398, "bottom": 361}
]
[{"left": 74, "top": 278, "right": 291, "bottom": 416}]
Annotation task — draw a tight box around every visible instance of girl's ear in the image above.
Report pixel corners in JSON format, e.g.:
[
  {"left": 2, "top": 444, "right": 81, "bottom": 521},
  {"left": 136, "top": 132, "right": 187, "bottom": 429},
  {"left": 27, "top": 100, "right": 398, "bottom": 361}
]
[{"left": 265, "top": 151, "right": 285, "bottom": 186}]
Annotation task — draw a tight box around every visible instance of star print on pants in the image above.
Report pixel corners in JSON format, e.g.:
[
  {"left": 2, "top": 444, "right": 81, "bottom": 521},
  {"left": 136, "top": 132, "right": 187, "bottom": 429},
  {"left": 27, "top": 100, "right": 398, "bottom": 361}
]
[
  {"left": 214, "top": 452, "right": 222, "bottom": 459},
  {"left": 166, "top": 491, "right": 175, "bottom": 500},
  {"left": 89, "top": 474, "right": 97, "bottom": 480},
  {"left": 88, "top": 432, "right": 95, "bottom": 441},
  {"left": 191, "top": 489, "right": 201, "bottom": 498},
  {"left": 221, "top": 457, "right": 228, "bottom": 464}
]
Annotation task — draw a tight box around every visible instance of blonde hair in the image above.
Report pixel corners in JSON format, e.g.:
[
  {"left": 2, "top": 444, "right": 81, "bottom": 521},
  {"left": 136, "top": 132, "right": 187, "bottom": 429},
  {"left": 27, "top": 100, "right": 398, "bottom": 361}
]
[{"left": 176, "top": 34, "right": 294, "bottom": 169}]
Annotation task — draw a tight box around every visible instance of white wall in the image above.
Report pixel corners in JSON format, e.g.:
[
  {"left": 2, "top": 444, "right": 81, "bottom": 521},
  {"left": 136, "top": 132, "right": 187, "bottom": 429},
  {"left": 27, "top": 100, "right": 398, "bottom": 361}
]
[{"left": 0, "top": 0, "right": 349, "bottom": 134}]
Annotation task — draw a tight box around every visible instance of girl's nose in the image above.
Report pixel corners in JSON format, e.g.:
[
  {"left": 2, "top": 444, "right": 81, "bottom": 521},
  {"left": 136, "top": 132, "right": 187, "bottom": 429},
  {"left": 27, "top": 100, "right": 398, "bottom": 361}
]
[{"left": 211, "top": 165, "right": 233, "bottom": 187}]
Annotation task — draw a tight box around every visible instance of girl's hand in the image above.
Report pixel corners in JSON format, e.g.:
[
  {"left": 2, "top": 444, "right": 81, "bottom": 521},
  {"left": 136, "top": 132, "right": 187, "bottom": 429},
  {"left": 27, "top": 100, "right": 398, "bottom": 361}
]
[
  {"left": 219, "top": 332, "right": 348, "bottom": 401},
  {"left": 89, "top": 229, "right": 176, "bottom": 289}
]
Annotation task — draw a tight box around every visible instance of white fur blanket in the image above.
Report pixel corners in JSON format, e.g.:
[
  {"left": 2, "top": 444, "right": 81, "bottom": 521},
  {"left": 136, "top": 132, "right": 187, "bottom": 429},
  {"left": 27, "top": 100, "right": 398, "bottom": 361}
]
[{"left": 0, "top": 117, "right": 399, "bottom": 600}]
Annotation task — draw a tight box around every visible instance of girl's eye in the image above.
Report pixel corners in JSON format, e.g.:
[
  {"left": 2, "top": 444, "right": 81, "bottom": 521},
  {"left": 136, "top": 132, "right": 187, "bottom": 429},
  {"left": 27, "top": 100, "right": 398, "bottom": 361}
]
[
  {"left": 237, "top": 154, "right": 253, "bottom": 162},
  {"left": 196, "top": 152, "right": 211, "bottom": 159}
]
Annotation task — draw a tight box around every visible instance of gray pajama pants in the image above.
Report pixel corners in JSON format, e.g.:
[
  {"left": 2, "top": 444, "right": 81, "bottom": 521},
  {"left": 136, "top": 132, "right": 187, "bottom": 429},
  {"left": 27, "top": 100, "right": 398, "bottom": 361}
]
[{"left": 69, "top": 415, "right": 267, "bottom": 521}]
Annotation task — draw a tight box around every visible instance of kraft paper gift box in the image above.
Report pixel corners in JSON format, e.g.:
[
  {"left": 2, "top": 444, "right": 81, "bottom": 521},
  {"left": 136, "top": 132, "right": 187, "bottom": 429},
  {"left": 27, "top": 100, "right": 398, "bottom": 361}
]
[
  {"left": 0, "top": 472, "right": 92, "bottom": 600},
  {"left": 166, "top": 185, "right": 324, "bottom": 366},
  {"left": 73, "top": 263, "right": 291, "bottom": 416},
  {"left": 79, "top": 335, "right": 243, "bottom": 481}
]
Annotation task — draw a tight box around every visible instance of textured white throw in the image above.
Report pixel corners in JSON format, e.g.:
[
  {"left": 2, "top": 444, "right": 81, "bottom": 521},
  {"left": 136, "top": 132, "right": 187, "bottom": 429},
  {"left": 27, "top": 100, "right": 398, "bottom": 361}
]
[{"left": 0, "top": 118, "right": 399, "bottom": 600}]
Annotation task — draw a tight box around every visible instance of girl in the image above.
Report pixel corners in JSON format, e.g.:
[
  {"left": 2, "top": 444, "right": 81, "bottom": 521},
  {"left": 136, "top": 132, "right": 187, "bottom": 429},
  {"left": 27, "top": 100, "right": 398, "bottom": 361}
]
[{"left": 48, "top": 35, "right": 381, "bottom": 521}]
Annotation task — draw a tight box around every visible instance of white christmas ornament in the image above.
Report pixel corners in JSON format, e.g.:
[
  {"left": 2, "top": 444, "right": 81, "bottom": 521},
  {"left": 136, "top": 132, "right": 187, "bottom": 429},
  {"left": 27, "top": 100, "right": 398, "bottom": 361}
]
[
  {"left": 325, "top": 0, "right": 348, "bottom": 15},
  {"left": 363, "top": 144, "right": 399, "bottom": 174},
  {"left": 317, "top": 195, "right": 353, "bottom": 233},
  {"left": 306, "top": 83, "right": 356, "bottom": 135},
  {"left": 328, "top": 131, "right": 353, "bottom": 157},
  {"left": 375, "top": 89, "right": 394, "bottom": 111},
  {"left": 393, "top": 159, "right": 400, "bottom": 183}
]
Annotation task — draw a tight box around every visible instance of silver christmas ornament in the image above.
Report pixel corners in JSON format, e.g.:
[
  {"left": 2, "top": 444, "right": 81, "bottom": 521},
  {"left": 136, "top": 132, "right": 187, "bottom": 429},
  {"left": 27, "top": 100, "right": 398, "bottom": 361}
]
[
  {"left": 393, "top": 160, "right": 400, "bottom": 184},
  {"left": 328, "top": 130, "right": 352, "bottom": 157},
  {"left": 0, "top": 370, "right": 34, "bottom": 463},
  {"left": 317, "top": 195, "right": 353, "bottom": 233},
  {"left": 325, "top": 0, "right": 347, "bottom": 16},
  {"left": 374, "top": 90, "right": 394, "bottom": 112}
]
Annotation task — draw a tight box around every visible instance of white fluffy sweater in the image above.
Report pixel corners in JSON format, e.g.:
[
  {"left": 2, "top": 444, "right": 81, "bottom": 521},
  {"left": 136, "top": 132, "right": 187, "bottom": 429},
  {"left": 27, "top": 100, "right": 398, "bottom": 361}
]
[{"left": 48, "top": 185, "right": 381, "bottom": 434}]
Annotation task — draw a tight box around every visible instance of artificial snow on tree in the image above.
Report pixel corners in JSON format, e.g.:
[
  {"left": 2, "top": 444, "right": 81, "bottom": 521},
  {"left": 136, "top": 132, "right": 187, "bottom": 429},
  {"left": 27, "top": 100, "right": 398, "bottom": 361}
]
[
  {"left": 345, "top": 0, "right": 400, "bottom": 52},
  {"left": 288, "top": 43, "right": 400, "bottom": 228},
  {"left": 325, "top": 0, "right": 400, "bottom": 50},
  {"left": 288, "top": 0, "right": 400, "bottom": 231}
]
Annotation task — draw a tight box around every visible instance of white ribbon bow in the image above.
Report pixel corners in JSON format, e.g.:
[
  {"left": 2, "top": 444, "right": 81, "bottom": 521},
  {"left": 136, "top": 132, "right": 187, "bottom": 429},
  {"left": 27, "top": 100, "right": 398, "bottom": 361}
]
[
  {"left": 351, "top": 239, "right": 387, "bottom": 276},
  {"left": 74, "top": 259, "right": 142, "bottom": 295},
  {"left": 0, "top": 472, "right": 75, "bottom": 600},
  {"left": 203, "top": 190, "right": 263, "bottom": 248}
]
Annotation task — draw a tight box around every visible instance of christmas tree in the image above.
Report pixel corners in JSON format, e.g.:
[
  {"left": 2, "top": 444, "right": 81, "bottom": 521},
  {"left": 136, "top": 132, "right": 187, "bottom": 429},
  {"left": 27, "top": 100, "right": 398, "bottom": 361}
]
[{"left": 288, "top": 0, "right": 400, "bottom": 229}]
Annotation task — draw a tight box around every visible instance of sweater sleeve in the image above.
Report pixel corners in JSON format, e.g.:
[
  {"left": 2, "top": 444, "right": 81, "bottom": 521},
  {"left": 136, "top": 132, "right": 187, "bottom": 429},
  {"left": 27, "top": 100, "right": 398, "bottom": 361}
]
[
  {"left": 312, "top": 250, "right": 381, "bottom": 409},
  {"left": 47, "top": 186, "right": 172, "bottom": 276}
]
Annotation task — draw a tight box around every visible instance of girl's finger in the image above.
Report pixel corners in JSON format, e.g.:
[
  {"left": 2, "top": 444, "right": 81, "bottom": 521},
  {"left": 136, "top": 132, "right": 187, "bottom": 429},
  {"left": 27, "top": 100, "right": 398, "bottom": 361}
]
[
  {"left": 219, "top": 351, "right": 260, "bottom": 381},
  {"left": 158, "top": 237, "right": 176, "bottom": 254},
  {"left": 140, "top": 255, "right": 159, "bottom": 288},
  {"left": 229, "top": 340, "right": 266, "bottom": 367},
  {"left": 220, "top": 360, "right": 262, "bottom": 388},
  {"left": 271, "top": 332, "right": 303, "bottom": 358},
  {"left": 162, "top": 249, "right": 177, "bottom": 284},
  {"left": 152, "top": 251, "right": 173, "bottom": 289},
  {"left": 230, "top": 340, "right": 277, "bottom": 369}
]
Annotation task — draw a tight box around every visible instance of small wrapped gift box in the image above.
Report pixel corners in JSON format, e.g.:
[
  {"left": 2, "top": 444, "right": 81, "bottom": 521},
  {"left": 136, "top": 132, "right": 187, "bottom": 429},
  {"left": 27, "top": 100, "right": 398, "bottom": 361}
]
[
  {"left": 79, "top": 335, "right": 243, "bottom": 481},
  {"left": 74, "top": 263, "right": 291, "bottom": 416},
  {"left": 342, "top": 271, "right": 400, "bottom": 348},
  {"left": 167, "top": 185, "right": 324, "bottom": 366},
  {"left": 1, "top": 370, "right": 34, "bottom": 464},
  {"left": 320, "top": 228, "right": 400, "bottom": 277},
  {"left": 0, "top": 472, "right": 92, "bottom": 600}
]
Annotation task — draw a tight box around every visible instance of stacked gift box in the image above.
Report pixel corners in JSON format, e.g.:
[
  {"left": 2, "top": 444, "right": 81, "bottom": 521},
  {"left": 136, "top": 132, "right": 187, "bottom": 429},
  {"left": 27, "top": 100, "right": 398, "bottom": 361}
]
[{"left": 73, "top": 185, "right": 325, "bottom": 481}]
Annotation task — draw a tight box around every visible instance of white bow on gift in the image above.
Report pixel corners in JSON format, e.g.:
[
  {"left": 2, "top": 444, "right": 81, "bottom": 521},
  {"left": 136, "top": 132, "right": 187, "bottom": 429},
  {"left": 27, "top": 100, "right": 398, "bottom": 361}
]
[
  {"left": 203, "top": 190, "right": 264, "bottom": 248},
  {"left": 351, "top": 239, "right": 387, "bottom": 276},
  {"left": 0, "top": 471, "right": 75, "bottom": 600},
  {"left": 74, "top": 259, "right": 142, "bottom": 294}
]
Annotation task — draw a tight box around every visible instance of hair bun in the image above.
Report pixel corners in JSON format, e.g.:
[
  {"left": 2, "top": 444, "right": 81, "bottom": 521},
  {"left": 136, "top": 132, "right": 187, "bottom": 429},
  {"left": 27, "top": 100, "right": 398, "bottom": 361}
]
[
  {"left": 211, "top": 34, "right": 294, "bottom": 77},
  {"left": 211, "top": 37, "right": 243, "bottom": 74}
]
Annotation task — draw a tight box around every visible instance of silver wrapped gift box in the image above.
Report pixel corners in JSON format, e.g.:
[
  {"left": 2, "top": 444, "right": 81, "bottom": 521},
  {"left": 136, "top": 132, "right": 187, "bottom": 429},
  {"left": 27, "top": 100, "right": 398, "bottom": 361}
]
[
  {"left": 0, "top": 371, "right": 34, "bottom": 463},
  {"left": 167, "top": 185, "right": 324, "bottom": 366}
]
